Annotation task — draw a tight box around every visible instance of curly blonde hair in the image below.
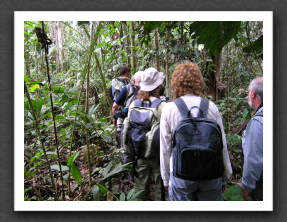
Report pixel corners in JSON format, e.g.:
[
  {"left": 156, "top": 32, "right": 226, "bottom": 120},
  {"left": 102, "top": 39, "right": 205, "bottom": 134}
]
[
  {"left": 137, "top": 85, "right": 164, "bottom": 100},
  {"left": 171, "top": 61, "right": 205, "bottom": 98}
]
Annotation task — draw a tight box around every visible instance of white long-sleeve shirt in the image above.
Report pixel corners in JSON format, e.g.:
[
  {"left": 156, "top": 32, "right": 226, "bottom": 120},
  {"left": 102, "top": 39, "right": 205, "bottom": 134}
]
[{"left": 160, "top": 94, "right": 233, "bottom": 187}]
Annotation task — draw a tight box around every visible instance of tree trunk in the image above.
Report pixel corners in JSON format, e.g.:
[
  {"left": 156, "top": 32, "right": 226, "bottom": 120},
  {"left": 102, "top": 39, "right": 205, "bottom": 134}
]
[
  {"left": 165, "top": 30, "right": 171, "bottom": 98},
  {"left": 213, "top": 53, "right": 222, "bottom": 101},
  {"left": 154, "top": 28, "right": 160, "bottom": 71},
  {"left": 56, "top": 21, "right": 66, "bottom": 72},
  {"left": 122, "top": 22, "right": 131, "bottom": 67},
  {"left": 130, "top": 21, "right": 136, "bottom": 70}
]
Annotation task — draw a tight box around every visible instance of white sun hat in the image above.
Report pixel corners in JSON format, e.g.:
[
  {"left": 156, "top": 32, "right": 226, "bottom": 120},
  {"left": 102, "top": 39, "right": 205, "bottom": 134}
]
[
  {"left": 131, "top": 71, "right": 143, "bottom": 84},
  {"left": 140, "top": 67, "right": 165, "bottom": 91}
]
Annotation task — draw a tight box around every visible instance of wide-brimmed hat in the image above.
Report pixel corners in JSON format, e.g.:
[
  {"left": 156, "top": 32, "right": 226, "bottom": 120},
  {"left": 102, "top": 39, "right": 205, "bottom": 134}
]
[{"left": 140, "top": 68, "right": 165, "bottom": 91}]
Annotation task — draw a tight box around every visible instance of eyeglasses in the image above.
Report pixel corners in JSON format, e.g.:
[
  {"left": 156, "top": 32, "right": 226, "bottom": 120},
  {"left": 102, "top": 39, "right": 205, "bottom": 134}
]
[{"left": 245, "top": 90, "right": 254, "bottom": 95}]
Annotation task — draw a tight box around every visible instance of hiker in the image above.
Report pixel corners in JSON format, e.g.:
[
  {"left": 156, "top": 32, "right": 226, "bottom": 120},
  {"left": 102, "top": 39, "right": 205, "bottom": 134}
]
[
  {"left": 160, "top": 61, "right": 233, "bottom": 201},
  {"left": 112, "top": 71, "right": 142, "bottom": 131},
  {"left": 122, "top": 67, "right": 166, "bottom": 200},
  {"left": 109, "top": 66, "right": 131, "bottom": 132},
  {"left": 112, "top": 71, "right": 142, "bottom": 167},
  {"left": 241, "top": 77, "right": 263, "bottom": 201}
]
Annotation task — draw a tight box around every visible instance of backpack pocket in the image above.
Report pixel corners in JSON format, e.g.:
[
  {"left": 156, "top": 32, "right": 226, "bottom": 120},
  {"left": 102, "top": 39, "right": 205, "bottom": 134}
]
[
  {"left": 144, "top": 122, "right": 160, "bottom": 159},
  {"left": 129, "top": 122, "right": 147, "bottom": 158},
  {"left": 174, "top": 142, "right": 223, "bottom": 180}
]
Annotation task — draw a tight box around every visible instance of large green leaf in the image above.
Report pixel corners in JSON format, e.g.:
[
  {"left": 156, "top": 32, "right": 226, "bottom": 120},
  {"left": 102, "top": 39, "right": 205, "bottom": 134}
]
[
  {"left": 102, "top": 162, "right": 132, "bottom": 180},
  {"left": 70, "top": 163, "right": 82, "bottom": 185},
  {"left": 243, "top": 35, "right": 263, "bottom": 53},
  {"left": 189, "top": 21, "right": 241, "bottom": 55},
  {"left": 67, "top": 151, "right": 81, "bottom": 167}
]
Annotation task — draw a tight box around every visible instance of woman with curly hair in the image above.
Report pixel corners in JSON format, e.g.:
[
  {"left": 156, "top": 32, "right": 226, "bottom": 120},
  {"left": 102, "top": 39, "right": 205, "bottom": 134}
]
[
  {"left": 127, "top": 67, "right": 166, "bottom": 201},
  {"left": 160, "top": 61, "right": 233, "bottom": 201}
]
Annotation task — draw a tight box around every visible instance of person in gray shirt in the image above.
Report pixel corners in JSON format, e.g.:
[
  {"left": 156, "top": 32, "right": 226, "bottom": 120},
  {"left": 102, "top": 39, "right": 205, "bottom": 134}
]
[{"left": 241, "top": 77, "right": 263, "bottom": 201}]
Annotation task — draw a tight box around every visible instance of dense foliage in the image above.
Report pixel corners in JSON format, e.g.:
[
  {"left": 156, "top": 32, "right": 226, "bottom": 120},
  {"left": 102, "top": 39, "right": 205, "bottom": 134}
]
[{"left": 24, "top": 21, "right": 263, "bottom": 201}]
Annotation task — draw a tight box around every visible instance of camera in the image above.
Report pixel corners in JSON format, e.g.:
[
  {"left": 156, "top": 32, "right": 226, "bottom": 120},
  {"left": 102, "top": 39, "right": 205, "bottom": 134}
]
[{"left": 114, "top": 107, "right": 128, "bottom": 119}]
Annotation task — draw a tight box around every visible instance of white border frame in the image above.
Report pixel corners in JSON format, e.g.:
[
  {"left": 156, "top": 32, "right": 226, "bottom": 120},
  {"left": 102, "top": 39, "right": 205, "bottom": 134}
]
[{"left": 15, "top": 11, "right": 273, "bottom": 211}]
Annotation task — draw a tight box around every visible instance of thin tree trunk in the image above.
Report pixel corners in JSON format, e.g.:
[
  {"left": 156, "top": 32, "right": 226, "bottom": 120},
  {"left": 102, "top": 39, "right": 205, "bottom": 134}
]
[
  {"left": 154, "top": 28, "right": 160, "bottom": 71},
  {"left": 165, "top": 30, "right": 170, "bottom": 98},
  {"left": 119, "top": 22, "right": 130, "bottom": 67},
  {"left": 130, "top": 21, "right": 136, "bottom": 70},
  {"left": 213, "top": 53, "right": 222, "bottom": 101},
  {"left": 82, "top": 21, "right": 102, "bottom": 188},
  {"left": 56, "top": 21, "right": 65, "bottom": 72}
]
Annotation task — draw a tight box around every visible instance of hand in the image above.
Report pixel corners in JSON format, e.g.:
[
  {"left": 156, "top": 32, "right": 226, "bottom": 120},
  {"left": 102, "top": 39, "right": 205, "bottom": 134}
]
[
  {"left": 113, "top": 118, "right": 117, "bottom": 128},
  {"left": 241, "top": 188, "right": 252, "bottom": 201},
  {"left": 222, "top": 184, "right": 227, "bottom": 193}
]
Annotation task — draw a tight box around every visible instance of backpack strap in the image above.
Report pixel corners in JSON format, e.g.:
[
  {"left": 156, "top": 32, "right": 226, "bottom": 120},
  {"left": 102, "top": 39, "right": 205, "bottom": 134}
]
[
  {"left": 134, "top": 98, "right": 162, "bottom": 108},
  {"left": 174, "top": 97, "right": 209, "bottom": 118},
  {"left": 126, "top": 85, "right": 139, "bottom": 102},
  {"left": 254, "top": 111, "right": 263, "bottom": 117},
  {"left": 125, "top": 84, "right": 133, "bottom": 101},
  {"left": 198, "top": 98, "right": 209, "bottom": 118},
  {"left": 134, "top": 98, "right": 151, "bottom": 107},
  {"left": 151, "top": 98, "right": 163, "bottom": 109},
  {"left": 173, "top": 97, "right": 190, "bottom": 118},
  {"left": 134, "top": 98, "right": 142, "bottom": 107}
]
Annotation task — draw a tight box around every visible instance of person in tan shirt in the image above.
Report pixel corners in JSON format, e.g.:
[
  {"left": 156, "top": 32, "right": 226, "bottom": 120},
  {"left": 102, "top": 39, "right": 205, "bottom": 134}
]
[{"left": 127, "top": 67, "right": 166, "bottom": 201}]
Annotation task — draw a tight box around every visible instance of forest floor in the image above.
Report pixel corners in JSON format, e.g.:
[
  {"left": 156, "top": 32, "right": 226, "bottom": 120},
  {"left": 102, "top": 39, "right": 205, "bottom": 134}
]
[{"left": 24, "top": 132, "right": 242, "bottom": 201}]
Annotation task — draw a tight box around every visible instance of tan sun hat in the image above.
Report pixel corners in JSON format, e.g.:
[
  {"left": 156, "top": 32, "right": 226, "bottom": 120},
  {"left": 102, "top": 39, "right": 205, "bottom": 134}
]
[{"left": 140, "top": 67, "right": 165, "bottom": 91}]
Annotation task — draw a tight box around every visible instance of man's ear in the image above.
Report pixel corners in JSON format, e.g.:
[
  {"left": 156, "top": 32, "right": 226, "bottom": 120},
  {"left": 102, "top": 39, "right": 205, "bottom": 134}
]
[{"left": 251, "top": 91, "right": 256, "bottom": 99}]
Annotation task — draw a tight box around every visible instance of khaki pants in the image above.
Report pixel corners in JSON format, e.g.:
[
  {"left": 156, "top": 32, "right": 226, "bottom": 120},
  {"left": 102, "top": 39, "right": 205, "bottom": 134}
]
[{"left": 134, "top": 158, "right": 162, "bottom": 201}]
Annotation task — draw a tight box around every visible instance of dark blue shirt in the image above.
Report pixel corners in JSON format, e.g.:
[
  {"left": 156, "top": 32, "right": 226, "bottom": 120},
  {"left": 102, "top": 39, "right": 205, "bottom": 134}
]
[{"left": 115, "top": 85, "right": 128, "bottom": 106}]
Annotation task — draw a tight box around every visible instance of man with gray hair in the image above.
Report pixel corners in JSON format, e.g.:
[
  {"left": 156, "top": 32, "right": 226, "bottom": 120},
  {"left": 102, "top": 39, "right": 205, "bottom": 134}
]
[{"left": 241, "top": 77, "right": 263, "bottom": 201}]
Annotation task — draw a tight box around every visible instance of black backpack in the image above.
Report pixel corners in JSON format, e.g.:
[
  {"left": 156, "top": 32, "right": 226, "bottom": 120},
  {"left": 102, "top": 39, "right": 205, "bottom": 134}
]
[
  {"left": 172, "top": 97, "right": 224, "bottom": 180},
  {"left": 122, "top": 98, "right": 163, "bottom": 160}
]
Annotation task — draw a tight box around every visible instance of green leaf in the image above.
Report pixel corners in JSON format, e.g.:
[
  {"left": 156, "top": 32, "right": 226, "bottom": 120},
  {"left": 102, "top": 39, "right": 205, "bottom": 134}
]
[
  {"left": 24, "top": 76, "right": 31, "bottom": 82},
  {"left": 233, "top": 149, "right": 242, "bottom": 154},
  {"left": 92, "top": 185, "right": 101, "bottom": 201},
  {"left": 98, "top": 181, "right": 108, "bottom": 195},
  {"left": 102, "top": 162, "right": 132, "bottom": 180},
  {"left": 88, "top": 104, "right": 99, "bottom": 117},
  {"left": 222, "top": 185, "right": 244, "bottom": 201},
  {"left": 77, "top": 21, "right": 90, "bottom": 26},
  {"left": 126, "top": 188, "right": 144, "bottom": 201},
  {"left": 97, "top": 117, "right": 108, "bottom": 122},
  {"left": 119, "top": 192, "right": 126, "bottom": 201},
  {"left": 63, "top": 173, "right": 70, "bottom": 181},
  {"left": 189, "top": 21, "right": 241, "bottom": 55},
  {"left": 67, "top": 151, "right": 81, "bottom": 167},
  {"left": 50, "top": 165, "right": 70, "bottom": 171},
  {"left": 70, "top": 163, "right": 82, "bottom": 185},
  {"left": 55, "top": 115, "right": 64, "bottom": 121},
  {"left": 242, "top": 108, "right": 251, "bottom": 120},
  {"left": 127, "top": 188, "right": 135, "bottom": 200},
  {"left": 28, "top": 84, "right": 40, "bottom": 92},
  {"left": 102, "top": 162, "right": 114, "bottom": 177},
  {"left": 243, "top": 35, "right": 263, "bottom": 53},
  {"left": 129, "top": 190, "right": 144, "bottom": 201},
  {"left": 52, "top": 86, "right": 65, "bottom": 93}
]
